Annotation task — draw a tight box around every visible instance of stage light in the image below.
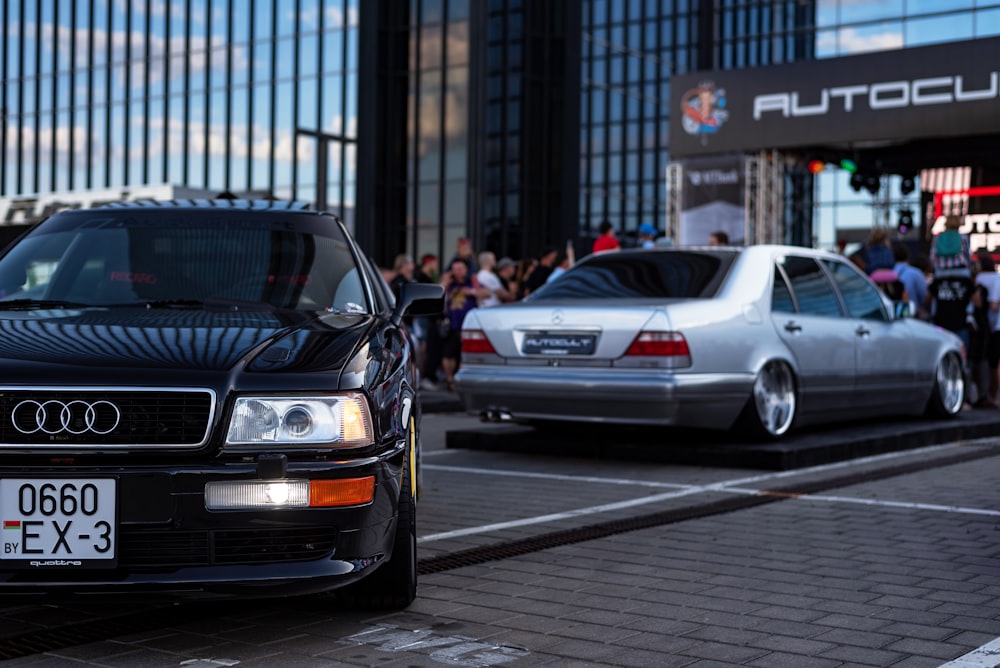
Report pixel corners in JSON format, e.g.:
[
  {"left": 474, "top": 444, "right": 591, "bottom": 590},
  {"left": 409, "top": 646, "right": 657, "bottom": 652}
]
[
  {"left": 900, "top": 175, "right": 915, "bottom": 195},
  {"left": 807, "top": 160, "right": 826, "bottom": 175},
  {"left": 849, "top": 173, "right": 865, "bottom": 192},
  {"left": 840, "top": 159, "right": 858, "bottom": 173},
  {"left": 864, "top": 174, "right": 881, "bottom": 195},
  {"left": 897, "top": 209, "right": 913, "bottom": 234}
]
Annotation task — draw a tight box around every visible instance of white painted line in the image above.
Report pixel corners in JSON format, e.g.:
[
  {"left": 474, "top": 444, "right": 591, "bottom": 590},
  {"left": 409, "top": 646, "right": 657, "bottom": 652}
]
[
  {"left": 419, "top": 442, "right": 1000, "bottom": 543},
  {"left": 424, "top": 442, "right": 973, "bottom": 492},
  {"left": 722, "top": 487, "right": 1000, "bottom": 517},
  {"left": 422, "top": 449, "right": 460, "bottom": 457},
  {"left": 937, "top": 636, "right": 1000, "bottom": 666},
  {"left": 783, "top": 492, "right": 1000, "bottom": 517},
  {"left": 423, "top": 464, "right": 696, "bottom": 489},
  {"left": 711, "top": 441, "right": 971, "bottom": 489},
  {"left": 418, "top": 486, "right": 708, "bottom": 543}
]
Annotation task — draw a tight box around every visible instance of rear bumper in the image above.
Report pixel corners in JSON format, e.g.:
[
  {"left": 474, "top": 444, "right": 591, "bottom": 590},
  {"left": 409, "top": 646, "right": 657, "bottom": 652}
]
[
  {"left": 455, "top": 365, "right": 753, "bottom": 429},
  {"left": 0, "top": 447, "right": 405, "bottom": 599}
]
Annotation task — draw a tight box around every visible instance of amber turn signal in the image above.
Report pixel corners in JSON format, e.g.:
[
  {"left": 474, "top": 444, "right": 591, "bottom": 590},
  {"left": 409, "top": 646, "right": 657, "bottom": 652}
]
[{"left": 310, "top": 477, "right": 375, "bottom": 507}]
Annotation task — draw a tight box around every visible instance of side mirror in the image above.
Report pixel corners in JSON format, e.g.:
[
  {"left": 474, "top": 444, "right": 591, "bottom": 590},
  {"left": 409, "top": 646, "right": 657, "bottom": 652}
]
[
  {"left": 392, "top": 282, "right": 445, "bottom": 326},
  {"left": 893, "top": 301, "right": 915, "bottom": 319}
]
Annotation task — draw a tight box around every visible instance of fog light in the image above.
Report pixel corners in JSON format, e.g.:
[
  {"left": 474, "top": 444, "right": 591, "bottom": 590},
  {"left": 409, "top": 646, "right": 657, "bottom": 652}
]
[{"left": 205, "top": 480, "right": 309, "bottom": 510}]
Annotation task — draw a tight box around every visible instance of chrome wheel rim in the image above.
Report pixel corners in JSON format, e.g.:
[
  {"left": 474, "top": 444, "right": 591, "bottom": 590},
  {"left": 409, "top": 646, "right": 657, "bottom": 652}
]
[
  {"left": 753, "top": 361, "right": 796, "bottom": 437},
  {"left": 937, "top": 353, "right": 965, "bottom": 415}
]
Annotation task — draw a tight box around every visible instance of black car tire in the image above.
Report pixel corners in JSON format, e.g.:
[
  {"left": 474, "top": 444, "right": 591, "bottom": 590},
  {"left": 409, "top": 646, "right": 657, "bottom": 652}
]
[
  {"left": 336, "top": 419, "right": 418, "bottom": 610},
  {"left": 924, "top": 351, "right": 965, "bottom": 418},
  {"left": 738, "top": 359, "right": 797, "bottom": 441}
]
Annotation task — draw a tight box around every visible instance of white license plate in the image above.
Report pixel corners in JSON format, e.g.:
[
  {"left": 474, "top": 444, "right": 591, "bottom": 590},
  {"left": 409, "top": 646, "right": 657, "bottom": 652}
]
[{"left": 0, "top": 478, "right": 117, "bottom": 567}]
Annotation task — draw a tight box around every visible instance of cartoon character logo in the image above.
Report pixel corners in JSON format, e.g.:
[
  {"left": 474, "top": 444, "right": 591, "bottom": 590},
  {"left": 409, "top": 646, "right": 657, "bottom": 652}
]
[{"left": 680, "top": 81, "right": 728, "bottom": 142}]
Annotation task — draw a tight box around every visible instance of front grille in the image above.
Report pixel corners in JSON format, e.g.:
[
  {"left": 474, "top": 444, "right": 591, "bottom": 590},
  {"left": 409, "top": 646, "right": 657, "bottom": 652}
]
[
  {"left": 121, "top": 527, "right": 337, "bottom": 567},
  {"left": 122, "top": 529, "right": 210, "bottom": 566},
  {"left": 0, "top": 389, "right": 214, "bottom": 447},
  {"left": 214, "top": 527, "right": 337, "bottom": 564}
]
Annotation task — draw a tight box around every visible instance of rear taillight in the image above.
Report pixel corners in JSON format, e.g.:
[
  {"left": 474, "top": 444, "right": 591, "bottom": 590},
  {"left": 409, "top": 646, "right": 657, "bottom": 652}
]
[
  {"left": 625, "top": 331, "right": 690, "bottom": 357},
  {"left": 461, "top": 329, "right": 497, "bottom": 354}
]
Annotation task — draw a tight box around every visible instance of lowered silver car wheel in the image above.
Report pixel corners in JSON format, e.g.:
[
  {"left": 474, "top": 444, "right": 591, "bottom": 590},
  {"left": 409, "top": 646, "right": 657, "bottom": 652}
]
[
  {"left": 747, "top": 360, "right": 797, "bottom": 439},
  {"left": 925, "top": 352, "right": 965, "bottom": 418}
]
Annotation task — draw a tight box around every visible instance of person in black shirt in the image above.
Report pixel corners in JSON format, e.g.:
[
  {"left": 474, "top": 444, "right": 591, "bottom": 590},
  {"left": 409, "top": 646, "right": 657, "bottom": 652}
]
[
  {"left": 521, "top": 247, "right": 558, "bottom": 297},
  {"left": 929, "top": 272, "right": 973, "bottom": 351},
  {"left": 413, "top": 254, "right": 440, "bottom": 390},
  {"left": 414, "top": 254, "right": 438, "bottom": 284}
]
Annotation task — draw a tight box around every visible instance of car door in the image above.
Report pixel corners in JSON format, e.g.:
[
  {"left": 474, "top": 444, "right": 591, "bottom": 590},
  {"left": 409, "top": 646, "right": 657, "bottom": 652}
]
[
  {"left": 822, "top": 257, "right": 919, "bottom": 410},
  {"left": 771, "top": 254, "right": 856, "bottom": 414}
]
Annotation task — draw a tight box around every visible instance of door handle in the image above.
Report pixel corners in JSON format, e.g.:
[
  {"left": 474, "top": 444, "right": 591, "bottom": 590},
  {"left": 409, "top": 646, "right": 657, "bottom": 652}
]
[
  {"left": 784, "top": 321, "right": 802, "bottom": 333},
  {"left": 855, "top": 326, "right": 871, "bottom": 337}
]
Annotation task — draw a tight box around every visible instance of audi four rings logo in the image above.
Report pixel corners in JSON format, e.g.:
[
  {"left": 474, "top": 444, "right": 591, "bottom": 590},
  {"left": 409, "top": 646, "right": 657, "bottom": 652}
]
[{"left": 11, "top": 400, "right": 121, "bottom": 435}]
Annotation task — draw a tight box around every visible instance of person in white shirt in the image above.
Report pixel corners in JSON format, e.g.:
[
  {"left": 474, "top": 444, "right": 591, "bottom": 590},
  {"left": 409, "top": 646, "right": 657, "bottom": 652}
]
[{"left": 475, "top": 252, "right": 511, "bottom": 307}]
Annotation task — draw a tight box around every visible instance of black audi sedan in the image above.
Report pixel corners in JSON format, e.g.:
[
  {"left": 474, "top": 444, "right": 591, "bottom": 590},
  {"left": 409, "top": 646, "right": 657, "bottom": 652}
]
[{"left": 0, "top": 200, "right": 443, "bottom": 609}]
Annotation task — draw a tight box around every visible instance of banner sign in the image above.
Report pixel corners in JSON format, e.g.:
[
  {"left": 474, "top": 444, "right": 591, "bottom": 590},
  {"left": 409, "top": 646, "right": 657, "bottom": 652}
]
[
  {"left": 679, "top": 154, "right": 745, "bottom": 245},
  {"left": 669, "top": 37, "right": 1000, "bottom": 158}
]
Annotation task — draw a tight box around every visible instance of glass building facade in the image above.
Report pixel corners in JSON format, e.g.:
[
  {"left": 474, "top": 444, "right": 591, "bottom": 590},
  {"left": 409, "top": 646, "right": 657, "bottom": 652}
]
[
  {"left": 2, "top": 0, "right": 360, "bottom": 228},
  {"left": 3, "top": 1, "right": 998, "bottom": 266},
  {"left": 405, "top": 0, "right": 472, "bottom": 264},
  {"left": 579, "top": 1, "right": 813, "bottom": 245}
]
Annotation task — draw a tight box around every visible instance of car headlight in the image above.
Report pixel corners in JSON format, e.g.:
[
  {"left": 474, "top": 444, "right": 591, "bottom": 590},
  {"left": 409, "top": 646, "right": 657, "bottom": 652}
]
[{"left": 224, "top": 393, "right": 373, "bottom": 450}]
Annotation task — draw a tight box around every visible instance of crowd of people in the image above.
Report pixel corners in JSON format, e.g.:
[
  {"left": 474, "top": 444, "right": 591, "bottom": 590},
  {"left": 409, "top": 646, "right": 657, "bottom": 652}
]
[
  {"left": 855, "top": 215, "right": 1000, "bottom": 409},
  {"left": 382, "top": 221, "right": 678, "bottom": 391}
]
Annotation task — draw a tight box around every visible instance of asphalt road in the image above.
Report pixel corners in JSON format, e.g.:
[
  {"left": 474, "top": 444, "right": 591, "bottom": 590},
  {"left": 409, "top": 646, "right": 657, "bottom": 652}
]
[{"left": 0, "top": 407, "right": 998, "bottom": 667}]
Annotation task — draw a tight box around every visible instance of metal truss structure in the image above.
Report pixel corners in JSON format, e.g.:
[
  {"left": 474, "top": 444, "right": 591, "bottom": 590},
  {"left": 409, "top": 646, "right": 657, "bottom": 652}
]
[{"left": 744, "top": 149, "right": 785, "bottom": 245}]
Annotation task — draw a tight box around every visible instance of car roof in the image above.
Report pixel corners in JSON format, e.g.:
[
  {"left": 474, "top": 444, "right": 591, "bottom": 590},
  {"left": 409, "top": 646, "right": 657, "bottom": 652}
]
[
  {"left": 97, "top": 198, "right": 317, "bottom": 213},
  {"left": 583, "top": 244, "right": 839, "bottom": 259}
]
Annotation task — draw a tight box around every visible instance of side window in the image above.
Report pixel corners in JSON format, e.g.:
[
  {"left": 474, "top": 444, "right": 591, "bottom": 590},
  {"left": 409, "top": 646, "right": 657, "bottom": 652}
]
[
  {"left": 771, "top": 264, "right": 796, "bottom": 313},
  {"left": 779, "top": 255, "right": 842, "bottom": 317},
  {"left": 824, "top": 258, "right": 889, "bottom": 321},
  {"left": 357, "top": 252, "right": 391, "bottom": 313},
  {"left": 333, "top": 269, "right": 366, "bottom": 313}
]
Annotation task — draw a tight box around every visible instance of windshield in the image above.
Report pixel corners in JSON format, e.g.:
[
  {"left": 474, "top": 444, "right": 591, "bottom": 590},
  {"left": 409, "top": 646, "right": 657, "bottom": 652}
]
[
  {"left": 0, "top": 211, "right": 369, "bottom": 312},
  {"left": 526, "top": 250, "right": 733, "bottom": 301}
]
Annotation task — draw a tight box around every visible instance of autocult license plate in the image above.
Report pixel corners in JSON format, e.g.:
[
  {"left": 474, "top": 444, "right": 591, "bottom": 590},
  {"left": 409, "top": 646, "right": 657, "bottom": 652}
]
[
  {"left": 0, "top": 479, "right": 117, "bottom": 568},
  {"left": 522, "top": 332, "right": 596, "bottom": 355}
]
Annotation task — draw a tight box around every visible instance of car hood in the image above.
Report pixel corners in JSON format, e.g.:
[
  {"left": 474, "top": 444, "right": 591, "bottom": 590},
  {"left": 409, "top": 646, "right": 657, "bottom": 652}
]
[{"left": 0, "top": 307, "right": 372, "bottom": 382}]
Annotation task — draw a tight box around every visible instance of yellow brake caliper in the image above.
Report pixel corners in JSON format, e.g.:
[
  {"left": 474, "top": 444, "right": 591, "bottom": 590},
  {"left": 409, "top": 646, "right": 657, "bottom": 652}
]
[{"left": 407, "top": 416, "right": 417, "bottom": 500}]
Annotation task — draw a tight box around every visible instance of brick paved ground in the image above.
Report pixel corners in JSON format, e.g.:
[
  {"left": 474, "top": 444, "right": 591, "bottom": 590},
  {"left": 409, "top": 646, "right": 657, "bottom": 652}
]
[{"left": 1, "top": 416, "right": 998, "bottom": 667}]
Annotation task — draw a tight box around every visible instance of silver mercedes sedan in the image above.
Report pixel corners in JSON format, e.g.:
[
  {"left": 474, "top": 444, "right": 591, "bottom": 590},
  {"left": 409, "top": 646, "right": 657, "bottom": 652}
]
[{"left": 454, "top": 245, "right": 966, "bottom": 440}]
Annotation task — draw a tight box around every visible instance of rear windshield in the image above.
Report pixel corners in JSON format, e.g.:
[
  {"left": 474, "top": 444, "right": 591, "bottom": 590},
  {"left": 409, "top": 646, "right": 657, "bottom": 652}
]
[
  {"left": 0, "top": 209, "right": 368, "bottom": 312},
  {"left": 526, "top": 250, "right": 733, "bottom": 301}
]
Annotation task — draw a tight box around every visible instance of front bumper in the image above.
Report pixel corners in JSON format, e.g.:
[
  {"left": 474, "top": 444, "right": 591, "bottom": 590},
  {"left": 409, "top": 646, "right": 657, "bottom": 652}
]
[
  {"left": 0, "top": 447, "right": 405, "bottom": 599},
  {"left": 455, "top": 365, "right": 754, "bottom": 429}
]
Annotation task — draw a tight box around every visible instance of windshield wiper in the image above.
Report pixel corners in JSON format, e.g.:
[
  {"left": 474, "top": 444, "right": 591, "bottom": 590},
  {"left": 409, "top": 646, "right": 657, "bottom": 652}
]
[
  {"left": 142, "top": 299, "right": 205, "bottom": 309},
  {"left": 141, "top": 298, "right": 276, "bottom": 312},
  {"left": 204, "top": 297, "right": 276, "bottom": 312},
  {"left": 0, "top": 299, "right": 92, "bottom": 311}
]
